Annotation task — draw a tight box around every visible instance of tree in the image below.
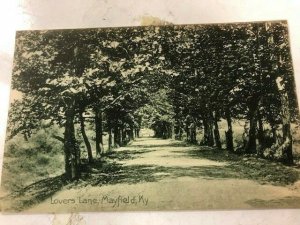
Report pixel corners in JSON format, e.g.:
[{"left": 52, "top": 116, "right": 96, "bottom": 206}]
[{"left": 8, "top": 21, "right": 298, "bottom": 183}]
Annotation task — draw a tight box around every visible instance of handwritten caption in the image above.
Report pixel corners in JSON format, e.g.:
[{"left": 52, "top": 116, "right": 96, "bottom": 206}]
[{"left": 50, "top": 195, "right": 149, "bottom": 208}]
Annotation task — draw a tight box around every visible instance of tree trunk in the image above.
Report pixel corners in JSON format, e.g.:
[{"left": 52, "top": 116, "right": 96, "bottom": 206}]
[
  {"left": 245, "top": 96, "right": 260, "bottom": 154},
  {"left": 190, "top": 124, "right": 197, "bottom": 143},
  {"left": 271, "top": 124, "right": 278, "bottom": 145},
  {"left": 114, "top": 125, "right": 120, "bottom": 147},
  {"left": 134, "top": 129, "right": 138, "bottom": 138},
  {"left": 245, "top": 102, "right": 259, "bottom": 154},
  {"left": 257, "top": 110, "right": 265, "bottom": 156},
  {"left": 108, "top": 120, "right": 113, "bottom": 151},
  {"left": 186, "top": 126, "right": 190, "bottom": 142},
  {"left": 208, "top": 121, "right": 214, "bottom": 146},
  {"left": 169, "top": 125, "right": 174, "bottom": 139},
  {"left": 276, "top": 77, "right": 293, "bottom": 164},
  {"left": 23, "top": 132, "right": 28, "bottom": 141},
  {"left": 120, "top": 128, "right": 123, "bottom": 146},
  {"left": 174, "top": 121, "right": 181, "bottom": 140},
  {"left": 202, "top": 119, "right": 208, "bottom": 145},
  {"left": 225, "top": 109, "right": 234, "bottom": 152},
  {"left": 213, "top": 112, "right": 221, "bottom": 149},
  {"left": 203, "top": 119, "right": 214, "bottom": 146},
  {"left": 95, "top": 109, "right": 103, "bottom": 157},
  {"left": 129, "top": 125, "right": 134, "bottom": 141},
  {"left": 122, "top": 128, "right": 126, "bottom": 144},
  {"left": 64, "top": 106, "right": 80, "bottom": 180},
  {"left": 79, "top": 111, "right": 93, "bottom": 163}
]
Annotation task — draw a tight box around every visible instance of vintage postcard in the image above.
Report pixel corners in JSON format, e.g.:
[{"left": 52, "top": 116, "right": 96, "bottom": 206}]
[{"left": 0, "top": 21, "right": 300, "bottom": 213}]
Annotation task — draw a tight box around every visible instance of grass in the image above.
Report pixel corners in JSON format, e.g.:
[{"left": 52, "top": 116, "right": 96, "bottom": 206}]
[
  {"left": 1, "top": 122, "right": 300, "bottom": 211},
  {"left": 1, "top": 127, "right": 65, "bottom": 192}
]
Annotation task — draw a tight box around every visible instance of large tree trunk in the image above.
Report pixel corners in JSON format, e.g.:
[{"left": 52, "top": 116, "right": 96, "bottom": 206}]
[
  {"left": 79, "top": 111, "right": 93, "bottom": 163},
  {"left": 108, "top": 120, "right": 113, "bottom": 151},
  {"left": 120, "top": 128, "right": 123, "bottom": 146},
  {"left": 257, "top": 110, "right": 265, "bottom": 156},
  {"left": 185, "top": 115, "right": 196, "bottom": 143},
  {"left": 64, "top": 106, "right": 80, "bottom": 180},
  {"left": 129, "top": 125, "right": 134, "bottom": 141},
  {"left": 245, "top": 101, "right": 259, "bottom": 154},
  {"left": 213, "top": 112, "right": 221, "bottom": 149},
  {"left": 203, "top": 119, "right": 214, "bottom": 146},
  {"left": 245, "top": 113, "right": 257, "bottom": 154},
  {"left": 271, "top": 123, "right": 278, "bottom": 145},
  {"left": 174, "top": 120, "right": 183, "bottom": 140},
  {"left": 225, "top": 109, "right": 234, "bottom": 152},
  {"left": 190, "top": 123, "right": 197, "bottom": 143},
  {"left": 185, "top": 125, "right": 190, "bottom": 142},
  {"left": 169, "top": 125, "right": 174, "bottom": 139},
  {"left": 121, "top": 127, "right": 127, "bottom": 145},
  {"left": 95, "top": 109, "right": 103, "bottom": 157},
  {"left": 208, "top": 121, "right": 214, "bottom": 146},
  {"left": 114, "top": 125, "right": 120, "bottom": 147},
  {"left": 276, "top": 77, "right": 293, "bottom": 164}
]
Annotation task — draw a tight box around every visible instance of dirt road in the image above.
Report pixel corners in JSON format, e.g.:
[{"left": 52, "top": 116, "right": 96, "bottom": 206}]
[{"left": 10, "top": 137, "right": 300, "bottom": 212}]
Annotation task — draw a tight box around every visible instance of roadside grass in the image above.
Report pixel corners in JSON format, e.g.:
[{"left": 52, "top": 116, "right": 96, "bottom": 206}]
[
  {"left": 1, "top": 121, "right": 114, "bottom": 194},
  {"left": 1, "top": 123, "right": 299, "bottom": 211},
  {"left": 1, "top": 127, "right": 65, "bottom": 193},
  {"left": 1, "top": 134, "right": 300, "bottom": 212}
]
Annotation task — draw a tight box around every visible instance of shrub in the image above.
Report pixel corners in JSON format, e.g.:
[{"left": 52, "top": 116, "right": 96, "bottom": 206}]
[{"left": 1, "top": 126, "right": 65, "bottom": 193}]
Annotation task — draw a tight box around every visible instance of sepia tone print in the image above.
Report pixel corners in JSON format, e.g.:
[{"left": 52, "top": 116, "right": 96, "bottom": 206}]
[{"left": 1, "top": 21, "right": 300, "bottom": 213}]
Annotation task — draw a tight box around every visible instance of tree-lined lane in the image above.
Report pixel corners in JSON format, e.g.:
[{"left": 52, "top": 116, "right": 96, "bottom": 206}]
[{"left": 23, "top": 137, "right": 300, "bottom": 213}]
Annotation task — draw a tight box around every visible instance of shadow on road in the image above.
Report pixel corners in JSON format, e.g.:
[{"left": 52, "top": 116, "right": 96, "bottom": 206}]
[
  {"left": 2, "top": 137, "right": 300, "bottom": 212},
  {"left": 1, "top": 175, "right": 65, "bottom": 212}
]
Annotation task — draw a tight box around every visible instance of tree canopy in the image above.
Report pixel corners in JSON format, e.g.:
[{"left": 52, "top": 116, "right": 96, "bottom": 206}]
[{"left": 8, "top": 21, "right": 299, "bottom": 180}]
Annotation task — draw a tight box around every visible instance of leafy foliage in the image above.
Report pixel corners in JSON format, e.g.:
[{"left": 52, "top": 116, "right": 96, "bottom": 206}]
[{"left": 6, "top": 21, "right": 299, "bottom": 181}]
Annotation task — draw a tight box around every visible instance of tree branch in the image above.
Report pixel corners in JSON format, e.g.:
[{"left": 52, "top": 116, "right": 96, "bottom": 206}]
[{"left": 52, "top": 134, "right": 64, "bottom": 142}]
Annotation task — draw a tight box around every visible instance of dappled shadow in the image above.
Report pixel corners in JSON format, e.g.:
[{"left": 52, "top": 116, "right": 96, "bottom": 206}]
[
  {"left": 96, "top": 139, "right": 300, "bottom": 187},
  {"left": 1, "top": 175, "right": 66, "bottom": 212},
  {"left": 172, "top": 147, "right": 300, "bottom": 185},
  {"left": 125, "top": 137, "right": 211, "bottom": 151},
  {"left": 2, "top": 137, "right": 300, "bottom": 212},
  {"left": 130, "top": 143, "right": 192, "bottom": 149},
  {"left": 104, "top": 149, "right": 155, "bottom": 160},
  {"left": 172, "top": 148, "right": 240, "bottom": 162},
  {"left": 73, "top": 162, "right": 235, "bottom": 188},
  {"left": 79, "top": 161, "right": 298, "bottom": 188},
  {"left": 4, "top": 154, "right": 298, "bottom": 211}
]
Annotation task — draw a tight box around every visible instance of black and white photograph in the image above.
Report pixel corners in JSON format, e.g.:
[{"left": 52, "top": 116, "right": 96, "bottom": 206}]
[{"left": 0, "top": 20, "right": 300, "bottom": 213}]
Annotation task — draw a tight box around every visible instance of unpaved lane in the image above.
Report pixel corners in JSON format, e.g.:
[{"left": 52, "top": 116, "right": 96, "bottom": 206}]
[{"left": 25, "top": 137, "right": 300, "bottom": 213}]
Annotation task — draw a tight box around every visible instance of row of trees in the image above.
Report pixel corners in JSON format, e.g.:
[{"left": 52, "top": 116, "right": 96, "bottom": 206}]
[
  {"left": 140, "top": 22, "right": 298, "bottom": 164},
  {"left": 8, "top": 21, "right": 299, "bottom": 181},
  {"left": 9, "top": 27, "right": 169, "bottom": 180},
  {"left": 163, "top": 22, "right": 298, "bottom": 164}
]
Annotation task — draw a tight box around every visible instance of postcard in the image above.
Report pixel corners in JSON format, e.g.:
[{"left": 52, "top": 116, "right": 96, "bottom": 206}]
[{"left": 1, "top": 21, "right": 299, "bottom": 213}]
